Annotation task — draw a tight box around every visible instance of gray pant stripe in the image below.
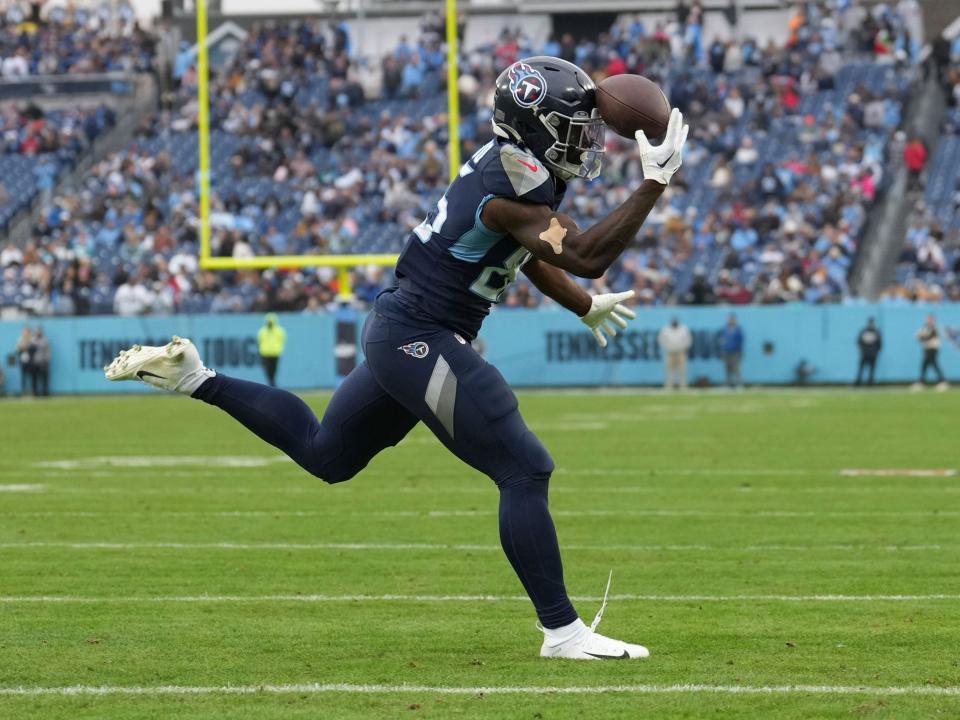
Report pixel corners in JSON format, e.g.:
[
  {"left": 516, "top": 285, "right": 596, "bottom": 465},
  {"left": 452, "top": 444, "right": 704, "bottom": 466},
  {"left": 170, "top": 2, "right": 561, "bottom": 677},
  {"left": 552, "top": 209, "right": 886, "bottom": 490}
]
[{"left": 424, "top": 354, "right": 457, "bottom": 438}]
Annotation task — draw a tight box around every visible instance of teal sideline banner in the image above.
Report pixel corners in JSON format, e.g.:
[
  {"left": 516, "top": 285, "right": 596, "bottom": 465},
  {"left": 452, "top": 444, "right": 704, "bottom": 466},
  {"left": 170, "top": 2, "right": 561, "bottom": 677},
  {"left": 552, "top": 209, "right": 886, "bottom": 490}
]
[
  {"left": 480, "top": 303, "right": 960, "bottom": 387},
  {"left": 0, "top": 304, "right": 957, "bottom": 394},
  {"left": 0, "top": 313, "right": 335, "bottom": 395}
]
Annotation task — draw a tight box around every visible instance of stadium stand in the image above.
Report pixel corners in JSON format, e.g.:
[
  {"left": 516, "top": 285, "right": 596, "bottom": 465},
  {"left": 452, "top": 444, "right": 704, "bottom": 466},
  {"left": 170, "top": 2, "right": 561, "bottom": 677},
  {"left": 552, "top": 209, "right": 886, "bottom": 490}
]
[
  {"left": 0, "top": 103, "right": 115, "bottom": 229},
  {"left": 882, "top": 45, "right": 960, "bottom": 303},
  {"left": 0, "top": 2, "right": 932, "bottom": 316},
  {"left": 0, "top": 0, "right": 154, "bottom": 75}
]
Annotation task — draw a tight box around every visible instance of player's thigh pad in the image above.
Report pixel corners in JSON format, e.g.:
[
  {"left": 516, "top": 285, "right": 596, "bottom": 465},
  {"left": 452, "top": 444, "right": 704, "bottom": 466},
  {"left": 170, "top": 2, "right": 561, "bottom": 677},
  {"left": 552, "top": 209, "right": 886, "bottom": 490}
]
[
  {"left": 363, "top": 312, "right": 553, "bottom": 485},
  {"left": 454, "top": 359, "right": 555, "bottom": 487}
]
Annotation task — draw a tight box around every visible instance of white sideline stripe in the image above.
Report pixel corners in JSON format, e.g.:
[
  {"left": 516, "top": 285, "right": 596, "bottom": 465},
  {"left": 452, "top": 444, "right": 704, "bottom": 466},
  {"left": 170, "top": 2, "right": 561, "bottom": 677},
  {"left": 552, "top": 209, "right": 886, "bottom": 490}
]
[
  {"left": 0, "top": 484, "right": 45, "bottom": 492},
  {"left": 0, "top": 542, "right": 949, "bottom": 552},
  {"left": 2, "top": 594, "right": 959, "bottom": 604},
  {"left": 0, "top": 683, "right": 959, "bottom": 698}
]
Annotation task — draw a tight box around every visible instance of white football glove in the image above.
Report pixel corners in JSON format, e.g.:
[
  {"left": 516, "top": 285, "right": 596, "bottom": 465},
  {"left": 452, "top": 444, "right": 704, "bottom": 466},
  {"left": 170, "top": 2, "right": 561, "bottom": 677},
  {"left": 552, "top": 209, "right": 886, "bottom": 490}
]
[
  {"left": 635, "top": 107, "right": 689, "bottom": 186},
  {"left": 580, "top": 290, "right": 637, "bottom": 348}
]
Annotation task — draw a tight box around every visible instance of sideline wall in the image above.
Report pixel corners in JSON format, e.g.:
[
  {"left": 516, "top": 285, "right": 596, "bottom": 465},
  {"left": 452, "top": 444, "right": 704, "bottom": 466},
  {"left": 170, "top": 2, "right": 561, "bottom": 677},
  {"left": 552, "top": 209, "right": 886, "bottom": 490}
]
[{"left": 0, "top": 303, "right": 957, "bottom": 394}]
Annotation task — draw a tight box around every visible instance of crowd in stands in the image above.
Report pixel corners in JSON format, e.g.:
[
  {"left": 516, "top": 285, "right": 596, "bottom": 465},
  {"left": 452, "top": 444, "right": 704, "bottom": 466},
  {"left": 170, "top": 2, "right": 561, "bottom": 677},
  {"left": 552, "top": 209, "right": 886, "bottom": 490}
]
[
  {"left": 0, "top": 1, "right": 948, "bottom": 317},
  {"left": 0, "top": 102, "right": 115, "bottom": 230},
  {"left": 0, "top": 0, "right": 153, "bottom": 76},
  {"left": 882, "top": 37, "right": 960, "bottom": 303}
]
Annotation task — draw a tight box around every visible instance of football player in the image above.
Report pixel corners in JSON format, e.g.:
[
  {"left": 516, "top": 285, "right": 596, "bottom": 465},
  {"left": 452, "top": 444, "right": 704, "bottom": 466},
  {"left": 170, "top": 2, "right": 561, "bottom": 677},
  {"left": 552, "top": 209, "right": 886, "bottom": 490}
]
[{"left": 106, "top": 57, "right": 687, "bottom": 660}]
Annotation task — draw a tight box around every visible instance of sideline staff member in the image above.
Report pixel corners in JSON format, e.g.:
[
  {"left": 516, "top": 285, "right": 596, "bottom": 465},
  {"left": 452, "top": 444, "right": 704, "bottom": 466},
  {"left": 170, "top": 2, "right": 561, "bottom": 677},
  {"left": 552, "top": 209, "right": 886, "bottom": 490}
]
[
  {"left": 855, "top": 317, "right": 882, "bottom": 386},
  {"left": 258, "top": 313, "right": 286, "bottom": 387}
]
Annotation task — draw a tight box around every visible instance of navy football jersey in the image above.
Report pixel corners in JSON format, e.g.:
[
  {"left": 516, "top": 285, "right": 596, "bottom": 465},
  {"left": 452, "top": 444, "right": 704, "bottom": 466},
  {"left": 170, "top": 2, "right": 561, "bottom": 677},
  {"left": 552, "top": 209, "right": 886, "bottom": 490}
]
[{"left": 376, "top": 138, "right": 566, "bottom": 340}]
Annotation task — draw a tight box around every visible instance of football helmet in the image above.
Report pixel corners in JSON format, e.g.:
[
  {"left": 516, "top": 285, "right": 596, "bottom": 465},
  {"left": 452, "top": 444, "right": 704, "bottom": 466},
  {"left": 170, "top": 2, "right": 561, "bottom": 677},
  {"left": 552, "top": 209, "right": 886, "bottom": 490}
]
[{"left": 493, "top": 56, "right": 605, "bottom": 181}]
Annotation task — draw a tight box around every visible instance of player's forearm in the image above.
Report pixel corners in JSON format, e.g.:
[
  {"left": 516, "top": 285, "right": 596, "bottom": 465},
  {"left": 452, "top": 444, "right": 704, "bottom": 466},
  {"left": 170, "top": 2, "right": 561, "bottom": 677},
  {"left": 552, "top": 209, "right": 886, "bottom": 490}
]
[
  {"left": 522, "top": 258, "right": 591, "bottom": 316},
  {"left": 484, "top": 179, "right": 666, "bottom": 280},
  {"left": 565, "top": 180, "right": 664, "bottom": 277}
]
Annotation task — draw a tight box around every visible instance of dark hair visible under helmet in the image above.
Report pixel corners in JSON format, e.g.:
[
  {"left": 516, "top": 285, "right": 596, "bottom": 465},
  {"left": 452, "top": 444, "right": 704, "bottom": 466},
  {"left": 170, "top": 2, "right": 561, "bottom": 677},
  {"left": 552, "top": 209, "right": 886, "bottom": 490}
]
[{"left": 492, "top": 56, "right": 605, "bottom": 181}]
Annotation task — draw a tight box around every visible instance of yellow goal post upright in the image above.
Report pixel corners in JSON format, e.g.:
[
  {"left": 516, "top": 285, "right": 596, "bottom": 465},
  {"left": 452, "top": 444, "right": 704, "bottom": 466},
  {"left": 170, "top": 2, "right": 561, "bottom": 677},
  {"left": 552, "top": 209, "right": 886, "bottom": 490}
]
[{"left": 195, "top": 0, "right": 462, "bottom": 295}]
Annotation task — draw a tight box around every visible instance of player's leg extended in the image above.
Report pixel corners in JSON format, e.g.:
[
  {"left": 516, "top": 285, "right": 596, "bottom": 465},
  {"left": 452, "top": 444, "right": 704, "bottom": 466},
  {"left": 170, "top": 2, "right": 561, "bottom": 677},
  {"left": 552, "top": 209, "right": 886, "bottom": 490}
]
[
  {"left": 194, "top": 362, "right": 418, "bottom": 482},
  {"left": 363, "top": 313, "right": 647, "bottom": 659},
  {"left": 105, "top": 337, "right": 418, "bottom": 483}
]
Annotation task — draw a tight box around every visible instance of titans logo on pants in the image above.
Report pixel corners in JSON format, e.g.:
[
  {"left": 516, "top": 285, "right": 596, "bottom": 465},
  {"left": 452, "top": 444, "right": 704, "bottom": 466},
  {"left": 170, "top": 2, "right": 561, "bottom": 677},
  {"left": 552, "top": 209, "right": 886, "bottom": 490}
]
[
  {"left": 508, "top": 62, "right": 546, "bottom": 108},
  {"left": 399, "top": 342, "right": 430, "bottom": 359}
]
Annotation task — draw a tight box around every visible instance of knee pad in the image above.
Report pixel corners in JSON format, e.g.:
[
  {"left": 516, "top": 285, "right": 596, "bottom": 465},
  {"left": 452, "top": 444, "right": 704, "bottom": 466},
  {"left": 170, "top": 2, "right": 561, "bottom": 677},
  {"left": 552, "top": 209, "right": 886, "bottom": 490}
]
[
  {"left": 301, "top": 425, "right": 356, "bottom": 484},
  {"left": 527, "top": 435, "right": 555, "bottom": 483},
  {"left": 496, "top": 431, "right": 554, "bottom": 489}
]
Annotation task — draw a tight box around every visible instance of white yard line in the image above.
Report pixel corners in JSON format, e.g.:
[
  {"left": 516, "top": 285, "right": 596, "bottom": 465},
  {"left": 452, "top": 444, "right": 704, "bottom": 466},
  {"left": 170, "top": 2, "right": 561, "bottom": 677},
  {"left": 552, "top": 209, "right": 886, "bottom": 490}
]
[
  {"left": 840, "top": 469, "right": 957, "bottom": 477},
  {"left": 0, "top": 484, "right": 45, "bottom": 492},
  {"left": 32, "top": 456, "right": 293, "bottom": 470},
  {"left": 556, "top": 468, "right": 813, "bottom": 476},
  {"left": 0, "top": 682, "right": 958, "bottom": 697},
  {"left": 5, "top": 504, "right": 958, "bottom": 518},
  {"left": 5, "top": 505, "right": 959, "bottom": 518},
  {"left": 427, "top": 509, "right": 960, "bottom": 518},
  {"left": 29, "top": 461, "right": 956, "bottom": 478},
  {"left": 1, "top": 593, "right": 958, "bottom": 604},
  {"left": 31, "top": 486, "right": 960, "bottom": 498},
  {"left": 0, "top": 541, "right": 948, "bottom": 553}
]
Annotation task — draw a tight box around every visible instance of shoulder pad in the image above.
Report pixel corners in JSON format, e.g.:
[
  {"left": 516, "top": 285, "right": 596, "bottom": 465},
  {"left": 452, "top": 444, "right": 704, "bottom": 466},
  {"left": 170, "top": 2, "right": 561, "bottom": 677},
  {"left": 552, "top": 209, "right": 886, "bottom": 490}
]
[{"left": 482, "top": 142, "right": 554, "bottom": 204}]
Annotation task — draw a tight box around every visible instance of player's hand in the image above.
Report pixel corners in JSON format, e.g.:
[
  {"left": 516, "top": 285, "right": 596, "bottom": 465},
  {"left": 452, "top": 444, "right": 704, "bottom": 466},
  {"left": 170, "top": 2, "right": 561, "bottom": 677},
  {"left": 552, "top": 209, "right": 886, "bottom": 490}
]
[
  {"left": 635, "top": 108, "right": 689, "bottom": 186},
  {"left": 580, "top": 290, "right": 637, "bottom": 348}
]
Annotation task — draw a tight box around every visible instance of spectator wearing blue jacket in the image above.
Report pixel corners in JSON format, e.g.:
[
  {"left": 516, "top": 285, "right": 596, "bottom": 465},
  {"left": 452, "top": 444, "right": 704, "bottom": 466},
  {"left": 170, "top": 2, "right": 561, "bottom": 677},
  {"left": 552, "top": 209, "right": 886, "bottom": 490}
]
[
  {"left": 400, "top": 53, "right": 425, "bottom": 98},
  {"left": 719, "top": 314, "right": 744, "bottom": 388}
]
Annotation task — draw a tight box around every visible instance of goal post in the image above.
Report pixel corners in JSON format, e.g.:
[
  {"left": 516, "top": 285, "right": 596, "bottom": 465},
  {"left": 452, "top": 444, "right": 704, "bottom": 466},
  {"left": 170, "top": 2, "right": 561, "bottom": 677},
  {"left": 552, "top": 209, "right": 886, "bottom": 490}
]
[
  {"left": 195, "top": 0, "right": 462, "bottom": 296},
  {"left": 445, "top": 0, "right": 461, "bottom": 179}
]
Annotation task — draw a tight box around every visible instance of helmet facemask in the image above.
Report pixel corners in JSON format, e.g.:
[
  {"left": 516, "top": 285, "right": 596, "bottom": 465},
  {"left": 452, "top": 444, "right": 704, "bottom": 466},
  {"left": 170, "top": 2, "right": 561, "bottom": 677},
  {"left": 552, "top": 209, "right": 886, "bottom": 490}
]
[{"left": 539, "top": 108, "right": 605, "bottom": 181}]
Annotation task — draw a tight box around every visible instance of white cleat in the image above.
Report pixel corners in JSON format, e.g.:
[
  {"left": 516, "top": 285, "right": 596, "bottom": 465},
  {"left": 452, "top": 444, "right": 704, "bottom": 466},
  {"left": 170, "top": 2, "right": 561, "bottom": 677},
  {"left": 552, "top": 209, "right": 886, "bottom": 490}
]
[
  {"left": 540, "top": 621, "right": 650, "bottom": 660},
  {"left": 539, "top": 572, "right": 649, "bottom": 660},
  {"left": 104, "top": 336, "right": 214, "bottom": 395}
]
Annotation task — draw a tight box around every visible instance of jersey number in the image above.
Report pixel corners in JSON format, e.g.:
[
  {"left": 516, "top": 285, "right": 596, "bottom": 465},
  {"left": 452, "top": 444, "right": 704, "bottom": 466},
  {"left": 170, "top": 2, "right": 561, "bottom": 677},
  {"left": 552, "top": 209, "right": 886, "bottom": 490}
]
[
  {"left": 469, "top": 247, "right": 530, "bottom": 302},
  {"left": 414, "top": 195, "right": 448, "bottom": 243}
]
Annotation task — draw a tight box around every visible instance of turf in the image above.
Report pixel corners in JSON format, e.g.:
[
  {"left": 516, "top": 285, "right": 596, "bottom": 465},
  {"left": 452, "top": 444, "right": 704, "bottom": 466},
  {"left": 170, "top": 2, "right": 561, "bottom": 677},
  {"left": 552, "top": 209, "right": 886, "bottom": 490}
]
[{"left": 1, "top": 388, "right": 958, "bottom": 719}]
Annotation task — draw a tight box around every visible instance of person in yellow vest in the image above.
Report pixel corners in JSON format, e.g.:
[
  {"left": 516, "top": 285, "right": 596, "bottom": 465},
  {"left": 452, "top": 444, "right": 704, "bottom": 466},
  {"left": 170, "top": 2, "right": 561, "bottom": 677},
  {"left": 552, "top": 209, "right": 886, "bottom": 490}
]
[{"left": 257, "top": 313, "right": 286, "bottom": 387}]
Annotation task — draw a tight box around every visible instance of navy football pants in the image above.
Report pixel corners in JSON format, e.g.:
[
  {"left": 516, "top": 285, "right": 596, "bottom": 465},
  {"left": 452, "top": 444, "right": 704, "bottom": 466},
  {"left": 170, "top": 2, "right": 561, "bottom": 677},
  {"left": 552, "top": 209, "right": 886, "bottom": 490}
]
[{"left": 193, "top": 311, "right": 578, "bottom": 628}]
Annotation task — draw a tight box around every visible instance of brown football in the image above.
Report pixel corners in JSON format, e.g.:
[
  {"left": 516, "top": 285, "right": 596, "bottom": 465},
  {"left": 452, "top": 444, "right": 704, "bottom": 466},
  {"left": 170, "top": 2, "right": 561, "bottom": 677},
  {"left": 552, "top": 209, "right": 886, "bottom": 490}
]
[{"left": 596, "top": 74, "right": 670, "bottom": 139}]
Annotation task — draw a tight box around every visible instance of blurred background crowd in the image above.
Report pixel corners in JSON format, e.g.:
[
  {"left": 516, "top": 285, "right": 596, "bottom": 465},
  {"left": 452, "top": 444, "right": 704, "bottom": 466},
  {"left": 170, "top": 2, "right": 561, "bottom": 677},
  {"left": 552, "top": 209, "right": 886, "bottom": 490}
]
[{"left": 0, "top": 0, "right": 958, "bottom": 318}]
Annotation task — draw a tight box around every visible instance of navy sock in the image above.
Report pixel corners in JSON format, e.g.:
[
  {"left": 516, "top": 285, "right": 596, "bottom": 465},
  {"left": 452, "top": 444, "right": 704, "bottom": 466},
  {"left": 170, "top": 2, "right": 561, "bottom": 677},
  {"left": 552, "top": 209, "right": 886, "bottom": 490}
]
[
  {"left": 498, "top": 478, "right": 578, "bottom": 629},
  {"left": 191, "top": 373, "right": 329, "bottom": 478}
]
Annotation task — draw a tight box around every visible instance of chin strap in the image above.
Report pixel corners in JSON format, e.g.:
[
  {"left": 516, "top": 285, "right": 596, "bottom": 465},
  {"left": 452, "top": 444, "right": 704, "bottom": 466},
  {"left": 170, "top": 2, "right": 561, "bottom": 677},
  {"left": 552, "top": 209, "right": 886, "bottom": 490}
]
[{"left": 590, "top": 570, "right": 613, "bottom": 632}]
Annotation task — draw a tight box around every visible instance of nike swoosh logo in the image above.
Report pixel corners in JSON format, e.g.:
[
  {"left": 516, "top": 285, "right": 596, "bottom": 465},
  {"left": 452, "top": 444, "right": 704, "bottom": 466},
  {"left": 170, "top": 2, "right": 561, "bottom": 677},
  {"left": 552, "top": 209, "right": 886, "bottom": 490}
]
[
  {"left": 516, "top": 158, "right": 539, "bottom": 172},
  {"left": 136, "top": 370, "right": 166, "bottom": 380},
  {"left": 584, "top": 650, "right": 631, "bottom": 660},
  {"left": 656, "top": 158, "right": 671, "bottom": 169}
]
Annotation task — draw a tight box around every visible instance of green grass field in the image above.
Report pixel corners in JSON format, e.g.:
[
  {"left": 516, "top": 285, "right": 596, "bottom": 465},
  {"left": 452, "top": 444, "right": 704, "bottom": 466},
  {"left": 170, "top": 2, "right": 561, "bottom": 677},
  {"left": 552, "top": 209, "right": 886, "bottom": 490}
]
[{"left": 1, "top": 389, "right": 959, "bottom": 719}]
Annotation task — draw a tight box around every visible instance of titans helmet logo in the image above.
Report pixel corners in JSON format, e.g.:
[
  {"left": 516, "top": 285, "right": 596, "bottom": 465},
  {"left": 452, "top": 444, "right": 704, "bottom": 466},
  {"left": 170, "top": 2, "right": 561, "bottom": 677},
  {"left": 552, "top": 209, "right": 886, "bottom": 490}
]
[{"left": 508, "top": 62, "right": 547, "bottom": 108}]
